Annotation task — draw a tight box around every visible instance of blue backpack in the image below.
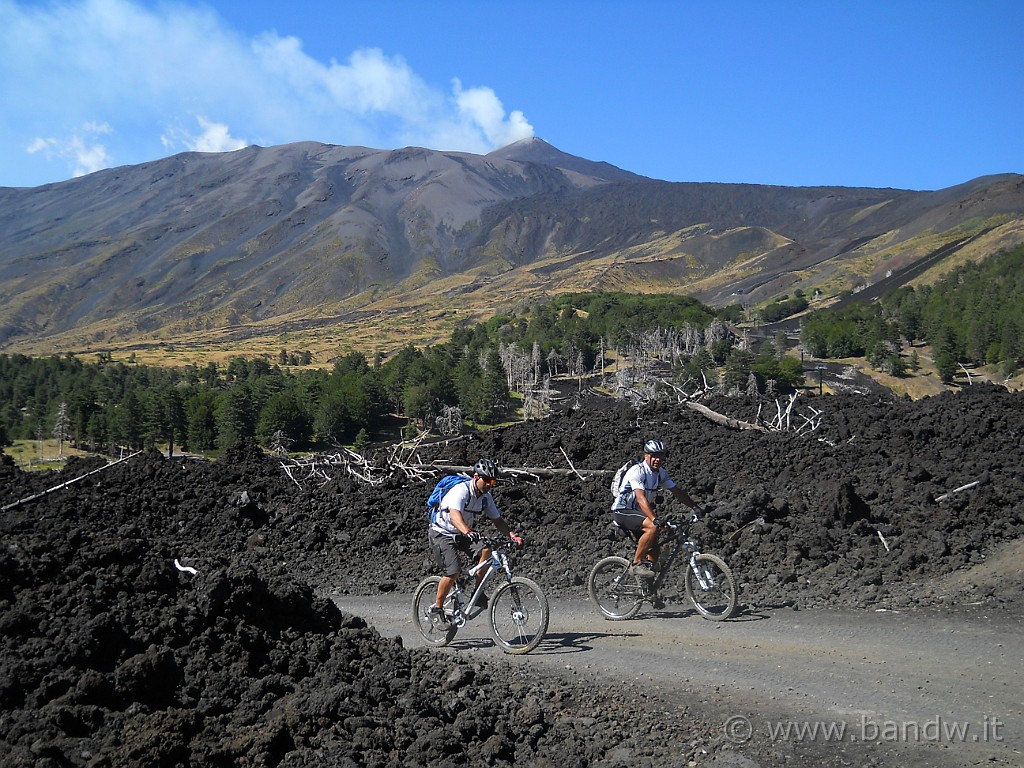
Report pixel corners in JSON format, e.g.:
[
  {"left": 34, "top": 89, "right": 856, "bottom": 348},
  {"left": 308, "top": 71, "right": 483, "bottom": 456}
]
[{"left": 426, "top": 475, "right": 471, "bottom": 521}]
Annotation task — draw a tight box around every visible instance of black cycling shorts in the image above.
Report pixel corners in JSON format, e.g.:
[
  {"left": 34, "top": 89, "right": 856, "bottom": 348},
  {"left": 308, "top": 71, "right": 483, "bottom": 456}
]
[{"left": 428, "top": 529, "right": 484, "bottom": 577}]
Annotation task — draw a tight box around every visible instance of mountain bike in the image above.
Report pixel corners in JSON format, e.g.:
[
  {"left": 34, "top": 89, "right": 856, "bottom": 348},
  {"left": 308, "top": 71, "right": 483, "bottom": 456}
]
[
  {"left": 412, "top": 537, "right": 549, "bottom": 654},
  {"left": 588, "top": 519, "right": 738, "bottom": 621}
]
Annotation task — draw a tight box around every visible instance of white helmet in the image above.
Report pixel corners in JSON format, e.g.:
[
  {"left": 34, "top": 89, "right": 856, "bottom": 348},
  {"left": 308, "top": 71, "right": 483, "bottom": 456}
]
[{"left": 643, "top": 439, "right": 667, "bottom": 455}]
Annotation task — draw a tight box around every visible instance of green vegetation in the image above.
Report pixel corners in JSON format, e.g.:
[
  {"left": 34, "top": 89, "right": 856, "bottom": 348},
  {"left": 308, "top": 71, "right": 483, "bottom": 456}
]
[
  {"left": 800, "top": 245, "right": 1024, "bottom": 382},
  {"left": 758, "top": 292, "right": 809, "bottom": 323},
  {"left": 0, "top": 292, "right": 805, "bottom": 458}
]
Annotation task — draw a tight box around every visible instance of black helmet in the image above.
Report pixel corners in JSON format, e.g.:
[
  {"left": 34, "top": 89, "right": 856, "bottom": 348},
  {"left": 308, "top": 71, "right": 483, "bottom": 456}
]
[
  {"left": 643, "top": 439, "right": 667, "bottom": 455},
  {"left": 473, "top": 457, "right": 499, "bottom": 479}
]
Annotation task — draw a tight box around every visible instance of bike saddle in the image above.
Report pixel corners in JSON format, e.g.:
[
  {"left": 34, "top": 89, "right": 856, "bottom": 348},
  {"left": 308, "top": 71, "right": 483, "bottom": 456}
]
[{"left": 611, "top": 521, "right": 640, "bottom": 543}]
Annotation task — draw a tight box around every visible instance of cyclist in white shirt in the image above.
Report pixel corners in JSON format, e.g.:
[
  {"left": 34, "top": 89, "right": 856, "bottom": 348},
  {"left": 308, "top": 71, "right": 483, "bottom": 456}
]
[
  {"left": 427, "top": 458, "right": 522, "bottom": 624},
  {"left": 611, "top": 439, "right": 704, "bottom": 581}
]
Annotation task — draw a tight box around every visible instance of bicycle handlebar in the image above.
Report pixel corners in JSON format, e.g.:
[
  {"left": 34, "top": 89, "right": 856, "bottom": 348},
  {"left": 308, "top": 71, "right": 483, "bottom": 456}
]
[
  {"left": 657, "top": 519, "right": 700, "bottom": 543},
  {"left": 483, "top": 536, "right": 521, "bottom": 550},
  {"left": 657, "top": 509, "right": 703, "bottom": 528},
  {"left": 458, "top": 533, "right": 521, "bottom": 550}
]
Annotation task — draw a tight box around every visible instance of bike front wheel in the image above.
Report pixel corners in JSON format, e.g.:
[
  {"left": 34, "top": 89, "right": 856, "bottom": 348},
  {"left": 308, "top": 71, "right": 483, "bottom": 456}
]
[
  {"left": 489, "top": 577, "right": 549, "bottom": 654},
  {"left": 684, "top": 553, "right": 737, "bottom": 620},
  {"left": 588, "top": 556, "right": 643, "bottom": 620},
  {"left": 412, "top": 576, "right": 458, "bottom": 646}
]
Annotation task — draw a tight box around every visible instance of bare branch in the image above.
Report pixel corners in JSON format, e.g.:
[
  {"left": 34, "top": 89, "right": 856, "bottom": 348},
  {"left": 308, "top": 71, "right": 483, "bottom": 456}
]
[
  {"left": 934, "top": 480, "right": 981, "bottom": 502},
  {"left": 877, "top": 531, "right": 892, "bottom": 552},
  {"left": 559, "top": 446, "right": 587, "bottom": 481}
]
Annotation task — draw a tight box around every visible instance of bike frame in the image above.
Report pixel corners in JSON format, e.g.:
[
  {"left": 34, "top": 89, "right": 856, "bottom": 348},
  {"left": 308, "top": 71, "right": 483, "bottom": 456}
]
[
  {"left": 445, "top": 539, "right": 513, "bottom": 627},
  {"left": 590, "top": 516, "right": 737, "bottom": 621},
  {"left": 631, "top": 521, "right": 710, "bottom": 591},
  {"left": 415, "top": 534, "right": 549, "bottom": 653}
]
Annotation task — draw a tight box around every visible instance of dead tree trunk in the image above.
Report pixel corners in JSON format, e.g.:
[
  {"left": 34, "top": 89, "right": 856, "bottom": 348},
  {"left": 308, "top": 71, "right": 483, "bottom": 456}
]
[{"left": 684, "top": 401, "right": 768, "bottom": 432}]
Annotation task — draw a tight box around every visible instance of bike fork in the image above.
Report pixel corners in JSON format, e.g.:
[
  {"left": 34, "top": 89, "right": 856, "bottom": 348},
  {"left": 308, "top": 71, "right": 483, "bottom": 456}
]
[{"left": 690, "top": 555, "right": 714, "bottom": 590}]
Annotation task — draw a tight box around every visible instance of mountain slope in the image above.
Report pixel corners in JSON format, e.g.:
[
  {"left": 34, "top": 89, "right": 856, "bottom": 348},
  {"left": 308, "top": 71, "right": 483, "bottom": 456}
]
[
  {"left": 1, "top": 140, "right": 1022, "bottom": 361},
  {"left": 488, "top": 137, "right": 647, "bottom": 182}
]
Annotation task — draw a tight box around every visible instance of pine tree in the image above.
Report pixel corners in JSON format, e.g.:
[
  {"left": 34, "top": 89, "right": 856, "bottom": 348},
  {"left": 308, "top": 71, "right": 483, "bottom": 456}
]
[{"left": 482, "top": 348, "right": 510, "bottom": 423}]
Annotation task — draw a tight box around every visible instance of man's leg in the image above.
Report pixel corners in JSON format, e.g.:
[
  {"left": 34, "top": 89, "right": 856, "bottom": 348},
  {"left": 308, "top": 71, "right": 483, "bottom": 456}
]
[
  {"left": 474, "top": 547, "right": 491, "bottom": 590},
  {"left": 634, "top": 517, "right": 659, "bottom": 564},
  {"left": 435, "top": 574, "right": 457, "bottom": 609},
  {"left": 430, "top": 533, "right": 463, "bottom": 609}
]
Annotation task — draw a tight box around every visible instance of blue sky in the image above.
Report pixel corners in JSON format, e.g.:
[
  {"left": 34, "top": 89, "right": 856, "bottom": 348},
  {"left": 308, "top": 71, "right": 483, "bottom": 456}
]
[{"left": 2, "top": 0, "right": 1022, "bottom": 191}]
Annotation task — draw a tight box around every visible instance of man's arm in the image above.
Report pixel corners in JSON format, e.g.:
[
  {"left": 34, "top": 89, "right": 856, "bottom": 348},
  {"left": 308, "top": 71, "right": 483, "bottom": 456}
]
[
  {"left": 670, "top": 485, "right": 701, "bottom": 510},
  {"left": 669, "top": 485, "right": 705, "bottom": 520},
  {"left": 448, "top": 508, "right": 473, "bottom": 536},
  {"left": 634, "top": 488, "right": 656, "bottom": 520},
  {"left": 491, "top": 514, "right": 524, "bottom": 546}
]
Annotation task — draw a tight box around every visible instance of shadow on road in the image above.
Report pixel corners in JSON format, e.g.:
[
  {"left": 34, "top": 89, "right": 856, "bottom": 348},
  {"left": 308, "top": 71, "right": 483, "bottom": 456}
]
[
  {"left": 726, "top": 608, "right": 772, "bottom": 622},
  {"left": 633, "top": 602, "right": 767, "bottom": 622},
  {"left": 444, "top": 630, "right": 641, "bottom": 655},
  {"left": 445, "top": 637, "right": 497, "bottom": 652},
  {"left": 535, "top": 630, "right": 642, "bottom": 654}
]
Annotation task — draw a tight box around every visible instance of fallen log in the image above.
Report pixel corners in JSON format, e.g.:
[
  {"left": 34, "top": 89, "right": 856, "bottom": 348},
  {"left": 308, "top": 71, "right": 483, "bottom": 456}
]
[
  {"left": 684, "top": 401, "right": 768, "bottom": 432},
  {"left": 427, "top": 464, "right": 609, "bottom": 478}
]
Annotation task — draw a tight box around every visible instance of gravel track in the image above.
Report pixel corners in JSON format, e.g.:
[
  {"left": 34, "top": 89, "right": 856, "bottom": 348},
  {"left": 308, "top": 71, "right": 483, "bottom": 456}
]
[{"left": 333, "top": 593, "right": 1024, "bottom": 767}]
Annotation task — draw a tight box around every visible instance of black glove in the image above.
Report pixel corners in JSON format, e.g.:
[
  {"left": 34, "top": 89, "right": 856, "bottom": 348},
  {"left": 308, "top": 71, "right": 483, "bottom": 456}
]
[
  {"left": 467, "top": 531, "right": 482, "bottom": 544},
  {"left": 690, "top": 507, "right": 703, "bottom": 523},
  {"left": 652, "top": 517, "right": 664, "bottom": 528}
]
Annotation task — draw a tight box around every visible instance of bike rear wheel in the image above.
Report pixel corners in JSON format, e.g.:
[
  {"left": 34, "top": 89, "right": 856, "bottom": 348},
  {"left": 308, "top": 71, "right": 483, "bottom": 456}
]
[
  {"left": 489, "top": 577, "right": 549, "bottom": 654},
  {"left": 588, "top": 556, "right": 643, "bottom": 620},
  {"left": 684, "top": 553, "right": 737, "bottom": 620},
  {"left": 412, "top": 576, "right": 458, "bottom": 646}
]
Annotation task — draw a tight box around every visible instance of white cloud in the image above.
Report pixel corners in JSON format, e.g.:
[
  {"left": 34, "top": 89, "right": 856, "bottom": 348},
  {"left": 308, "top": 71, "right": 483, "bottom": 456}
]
[
  {"left": 83, "top": 121, "right": 114, "bottom": 136},
  {"left": 248, "top": 38, "right": 535, "bottom": 151},
  {"left": 25, "top": 124, "right": 113, "bottom": 178},
  {"left": 453, "top": 79, "right": 535, "bottom": 148},
  {"left": 0, "top": 0, "right": 535, "bottom": 186},
  {"left": 162, "top": 117, "right": 248, "bottom": 154}
]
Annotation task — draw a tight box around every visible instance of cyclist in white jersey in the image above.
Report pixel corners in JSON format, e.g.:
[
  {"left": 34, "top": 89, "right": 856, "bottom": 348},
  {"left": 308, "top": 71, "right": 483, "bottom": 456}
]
[
  {"left": 427, "top": 458, "right": 523, "bottom": 624},
  {"left": 611, "top": 439, "right": 704, "bottom": 581}
]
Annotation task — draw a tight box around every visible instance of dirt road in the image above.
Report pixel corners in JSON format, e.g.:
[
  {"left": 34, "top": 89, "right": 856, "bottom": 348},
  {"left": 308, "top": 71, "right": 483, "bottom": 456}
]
[{"left": 333, "top": 594, "right": 1023, "bottom": 767}]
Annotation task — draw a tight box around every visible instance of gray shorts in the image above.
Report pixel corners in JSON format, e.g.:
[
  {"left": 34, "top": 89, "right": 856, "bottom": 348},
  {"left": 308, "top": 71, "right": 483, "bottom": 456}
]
[
  {"left": 612, "top": 512, "right": 661, "bottom": 555},
  {"left": 428, "top": 530, "right": 485, "bottom": 577},
  {"left": 612, "top": 510, "right": 647, "bottom": 539}
]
